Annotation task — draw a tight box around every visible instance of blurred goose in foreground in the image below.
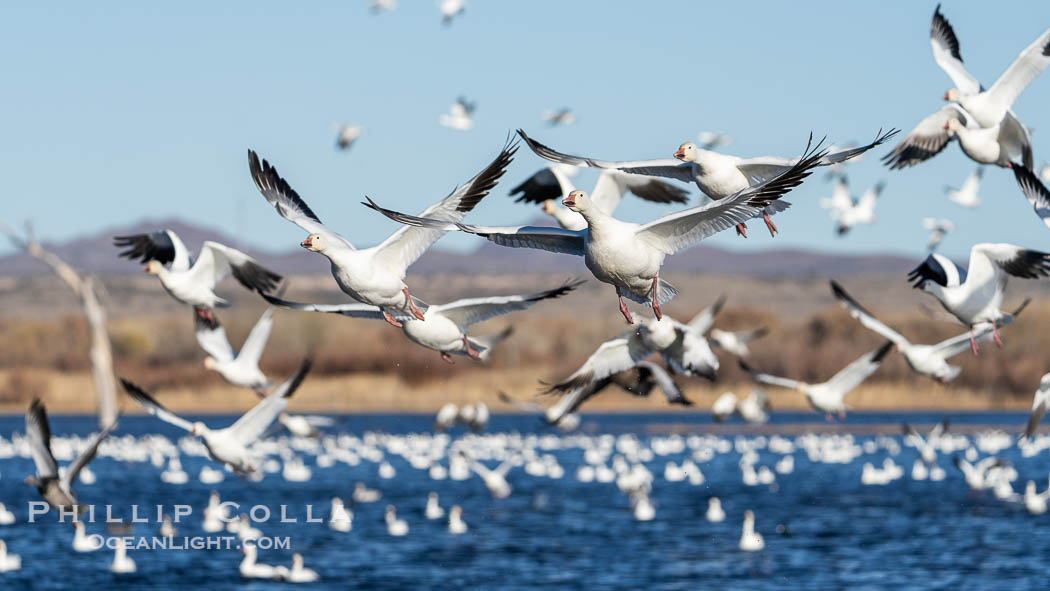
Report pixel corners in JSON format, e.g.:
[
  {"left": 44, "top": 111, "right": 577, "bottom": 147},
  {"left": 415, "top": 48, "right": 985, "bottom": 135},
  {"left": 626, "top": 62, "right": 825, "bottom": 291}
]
[
  {"left": 544, "top": 360, "right": 690, "bottom": 426},
  {"left": 883, "top": 6, "right": 1039, "bottom": 169},
  {"left": 497, "top": 391, "right": 581, "bottom": 431},
  {"left": 922, "top": 218, "right": 955, "bottom": 251},
  {"left": 510, "top": 164, "right": 689, "bottom": 231},
  {"left": 831, "top": 279, "right": 1026, "bottom": 380},
  {"left": 1010, "top": 164, "right": 1050, "bottom": 229},
  {"left": 945, "top": 167, "right": 982, "bottom": 208},
  {"left": 114, "top": 230, "right": 281, "bottom": 318},
  {"left": 907, "top": 244, "right": 1050, "bottom": 353},
  {"left": 24, "top": 398, "right": 116, "bottom": 511},
  {"left": 1023, "top": 373, "right": 1050, "bottom": 439},
  {"left": 264, "top": 280, "right": 579, "bottom": 363},
  {"left": 709, "top": 327, "right": 768, "bottom": 358},
  {"left": 517, "top": 128, "right": 895, "bottom": 236},
  {"left": 249, "top": 141, "right": 515, "bottom": 326},
  {"left": 711, "top": 389, "right": 770, "bottom": 423},
  {"left": 438, "top": 96, "right": 474, "bottom": 130},
  {"left": 542, "top": 108, "right": 576, "bottom": 127},
  {"left": 365, "top": 138, "right": 826, "bottom": 323},
  {"left": 121, "top": 359, "right": 311, "bottom": 476},
  {"left": 741, "top": 341, "right": 894, "bottom": 420},
  {"left": 195, "top": 308, "right": 275, "bottom": 393}
]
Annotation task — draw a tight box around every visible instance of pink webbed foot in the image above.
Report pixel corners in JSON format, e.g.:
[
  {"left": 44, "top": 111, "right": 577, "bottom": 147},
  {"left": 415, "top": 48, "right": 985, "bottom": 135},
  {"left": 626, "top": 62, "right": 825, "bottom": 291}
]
[
  {"left": 763, "top": 213, "right": 779, "bottom": 237},
  {"left": 993, "top": 321, "right": 1003, "bottom": 348},
  {"left": 441, "top": 352, "right": 455, "bottom": 365},
  {"left": 650, "top": 277, "right": 662, "bottom": 321},
  {"left": 382, "top": 310, "right": 404, "bottom": 328},
  {"left": 969, "top": 329, "right": 979, "bottom": 356},
  {"left": 403, "top": 288, "right": 426, "bottom": 321},
  {"left": 463, "top": 337, "right": 482, "bottom": 361},
  {"left": 616, "top": 287, "right": 634, "bottom": 324},
  {"left": 735, "top": 223, "right": 748, "bottom": 238}
]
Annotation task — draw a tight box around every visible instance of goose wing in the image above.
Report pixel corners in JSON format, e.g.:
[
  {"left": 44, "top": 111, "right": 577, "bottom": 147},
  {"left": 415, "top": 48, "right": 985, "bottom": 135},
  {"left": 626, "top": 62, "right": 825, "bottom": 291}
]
[
  {"left": 824, "top": 341, "right": 894, "bottom": 394},
  {"left": 518, "top": 129, "right": 698, "bottom": 184},
  {"left": 25, "top": 398, "right": 58, "bottom": 479},
  {"left": 194, "top": 313, "right": 236, "bottom": 363},
  {"left": 120, "top": 379, "right": 196, "bottom": 432},
  {"left": 1024, "top": 372, "right": 1050, "bottom": 438},
  {"left": 1011, "top": 164, "right": 1050, "bottom": 229},
  {"left": 188, "top": 241, "right": 282, "bottom": 294},
  {"left": 830, "top": 280, "right": 910, "bottom": 347},
  {"left": 739, "top": 360, "right": 804, "bottom": 391},
  {"left": 62, "top": 419, "right": 118, "bottom": 490},
  {"left": 983, "top": 29, "right": 1050, "bottom": 120},
  {"left": 929, "top": 4, "right": 981, "bottom": 94},
  {"left": 237, "top": 308, "right": 275, "bottom": 365},
  {"left": 882, "top": 104, "right": 969, "bottom": 169},
  {"left": 113, "top": 229, "right": 194, "bottom": 271},
  {"left": 227, "top": 358, "right": 312, "bottom": 445},
  {"left": 433, "top": 280, "right": 583, "bottom": 329},
  {"left": 260, "top": 293, "right": 385, "bottom": 320},
  {"left": 543, "top": 331, "right": 653, "bottom": 395}
]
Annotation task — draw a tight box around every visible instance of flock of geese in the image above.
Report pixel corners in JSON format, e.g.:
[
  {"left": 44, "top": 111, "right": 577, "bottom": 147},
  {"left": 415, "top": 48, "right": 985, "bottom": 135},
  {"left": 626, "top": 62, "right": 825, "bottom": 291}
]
[{"left": 6, "top": 4, "right": 1050, "bottom": 583}]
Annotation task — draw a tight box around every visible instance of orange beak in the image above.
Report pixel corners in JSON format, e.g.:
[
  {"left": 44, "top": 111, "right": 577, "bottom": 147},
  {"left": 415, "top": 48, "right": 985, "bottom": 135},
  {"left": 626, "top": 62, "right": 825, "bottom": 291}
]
[
  {"left": 300, "top": 237, "right": 313, "bottom": 249},
  {"left": 143, "top": 265, "right": 150, "bottom": 272},
  {"left": 562, "top": 196, "right": 575, "bottom": 208},
  {"left": 673, "top": 150, "right": 685, "bottom": 160},
  {"left": 942, "top": 91, "right": 950, "bottom": 101},
  {"left": 943, "top": 121, "right": 950, "bottom": 130}
]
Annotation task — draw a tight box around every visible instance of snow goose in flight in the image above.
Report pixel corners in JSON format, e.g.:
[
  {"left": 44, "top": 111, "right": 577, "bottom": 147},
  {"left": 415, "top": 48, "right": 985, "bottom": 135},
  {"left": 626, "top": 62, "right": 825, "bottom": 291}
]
[
  {"left": 497, "top": 391, "right": 581, "bottom": 431},
  {"left": 709, "top": 327, "right": 768, "bottom": 359},
  {"left": 697, "top": 131, "right": 731, "bottom": 151},
  {"left": 510, "top": 164, "right": 689, "bottom": 232},
  {"left": 903, "top": 419, "right": 950, "bottom": 465},
  {"left": 542, "top": 108, "right": 576, "bottom": 127},
  {"left": 1022, "top": 372, "right": 1050, "bottom": 439},
  {"left": 263, "top": 280, "right": 580, "bottom": 363},
  {"left": 712, "top": 389, "right": 770, "bottom": 423},
  {"left": 439, "top": 0, "right": 464, "bottom": 26},
  {"left": 1010, "top": 164, "right": 1050, "bottom": 229},
  {"left": 120, "top": 358, "right": 312, "bottom": 476},
  {"left": 907, "top": 244, "right": 1050, "bottom": 352},
  {"left": 334, "top": 123, "right": 364, "bottom": 150},
  {"left": 945, "top": 167, "right": 982, "bottom": 208},
  {"left": 543, "top": 360, "right": 691, "bottom": 426},
  {"left": 439, "top": 96, "right": 474, "bottom": 130},
  {"left": 371, "top": 0, "right": 397, "bottom": 14},
  {"left": 113, "top": 230, "right": 281, "bottom": 318},
  {"left": 740, "top": 341, "right": 894, "bottom": 420},
  {"left": 831, "top": 279, "right": 1025, "bottom": 379},
  {"left": 195, "top": 308, "right": 275, "bottom": 393},
  {"left": 922, "top": 218, "right": 955, "bottom": 251},
  {"left": 365, "top": 139, "right": 826, "bottom": 323},
  {"left": 883, "top": 6, "right": 1040, "bottom": 169},
  {"left": 249, "top": 140, "right": 516, "bottom": 326},
  {"left": 711, "top": 392, "right": 738, "bottom": 422},
  {"left": 516, "top": 128, "right": 896, "bottom": 236},
  {"left": 24, "top": 398, "right": 116, "bottom": 512},
  {"left": 824, "top": 178, "right": 885, "bottom": 236}
]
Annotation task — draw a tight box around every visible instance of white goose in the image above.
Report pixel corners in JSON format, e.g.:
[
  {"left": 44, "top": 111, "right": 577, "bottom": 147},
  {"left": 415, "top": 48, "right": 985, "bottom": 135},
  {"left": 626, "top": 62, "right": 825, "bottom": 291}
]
[
  {"left": 739, "top": 510, "right": 764, "bottom": 551},
  {"left": 945, "top": 167, "right": 982, "bottom": 208},
  {"left": 249, "top": 142, "right": 515, "bottom": 326},
  {"left": 1023, "top": 372, "right": 1050, "bottom": 438},
  {"left": 328, "top": 497, "right": 353, "bottom": 532},
  {"left": 517, "top": 128, "right": 895, "bottom": 236},
  {"left": 469, "top": 456, "right": 514, "bottom": 499},
  {"left": 121, "top": 359, "right": 312, "bottom": 475},
  {"left": 883, "top": 6, "right": 1040, "bottom": 169},
  {"left": 366, "top": 139, "right": 826, "bottom": 322},
  {"left": 24, "top": 398, "right": 116, "bottom": 511},
  {"left": 922, "top": 218, "right": 955, "bottom": 251},
  {"left": 903, "top": 419, "right": 950, "bottom": 465},
  {"left": 544, "top": 360, "right": 690, "bottom": 426},
  {"left": 439, "top": 0, "right": 465, "bottom": 26},
  {"left": 823, "top": 178, "right": 885, "bottom": 236},
  {"left": 335, "top": 123, "right": 364, "bottom": 150},
  {"left": 240, "top": 543, "right": 278, "bottom": 579},
  {"left": 263, "top": 280, "right": 580, "bottom": 363},
  {"left": 541, "top": 107, "right": 576, "bottom": 127},
  {"left": 737, "top": 388, "right": 772, "bottom": 424},
  {"left": 831, "top": 280, "right": 1025, "bottom": 381},
  {"left": 280, "top": 553, "right": 319, "bottom": 583},
  {"left": 709, "top": 327, "right": 768, "bottom": 358},
  {"left": 72, "top": 521, "right": 100, "bottom": 552},
  {"left": 438, "top": 96, "right": 474, "bottom": 130},
  {"left": 114, "top": 230, "right": 281, "bottom": 317},
  {"left": 448, "top": 505, "right": 468, "bottom": 534},
  {"left": 711, "top": 392, "right": 739, "bottom": 422},
  {"left": 1010, "top": 164, "right": 1050, "bottom": 229},
  {"left": 509, "top": 164, "right": 689, "bottom": 232},
  {"left": 697, "top": 131, "right": 732, "bottom": 150},
  {"left": 385, "top": 505, "right": 409, "bottom": 536},
  {"left": 109, "top": 537, "right": 136, "bottom": 574},
  {"left": 705, "top": 497, "right": 725, "bottom": 522},
  {"left": 906, "top": 244, "right": 1050, "bottom": 352},
  {"left": 496, "top": 391, "right": 581, "bottom": 431},
  {"left": 195, "top": 307, "right": 274, "bottom": 393},
  {"left": 0, "top": 540, "right": 20, "bottom": 572},
  {"left": 0, "top": 504, "right": 13, "bottom": 525},
  {"left": 424, "top": 492, "right": 444, "bottom": 520},
  {"left": 741, "top": 341, "right": 894, "bottom": 420}
]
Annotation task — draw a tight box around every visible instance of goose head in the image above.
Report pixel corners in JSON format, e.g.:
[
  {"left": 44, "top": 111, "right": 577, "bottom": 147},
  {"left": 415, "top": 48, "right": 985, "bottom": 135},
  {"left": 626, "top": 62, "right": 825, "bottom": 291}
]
[
  {"left": 292, "top": 553, "right": 304, "bottom": 569},
  {"left": 300, "top": 233, "right": 325, "bottom": 252},
  {"left": 541, "top": 200, "right": 556, "bottom": 214},
  {"left": 23, "top": 475, "right": 39, "bottom": 488},
  {"left": 943, "top": 88, "right": 961, "bottom": 102},
  {"left": 933, "top": 364, "right": 961, "bottom": 384},
  {"left": 562, "top": 190, "right": 590, "bottom": 212},
  {"left": 674, "top": 142, "right": 699, "bottom": 162},
  {"left": 943, "top": 119, "right": 963, "bottom": 137},
  {"left": 203, "top": 356, "right": 217, "bottom": 370},
  {"left": 144, "top": 260, "right": 164, "bottom": 275},
  {"left": 190, "top": 421, "right": 208, "bottom": 436}
]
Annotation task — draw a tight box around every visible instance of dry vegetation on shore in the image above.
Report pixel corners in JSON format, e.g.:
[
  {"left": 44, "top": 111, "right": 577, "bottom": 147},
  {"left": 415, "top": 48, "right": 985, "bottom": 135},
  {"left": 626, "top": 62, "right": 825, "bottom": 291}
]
[{"left": 1, "top": 272, "right": 1047, "bottom": 414}]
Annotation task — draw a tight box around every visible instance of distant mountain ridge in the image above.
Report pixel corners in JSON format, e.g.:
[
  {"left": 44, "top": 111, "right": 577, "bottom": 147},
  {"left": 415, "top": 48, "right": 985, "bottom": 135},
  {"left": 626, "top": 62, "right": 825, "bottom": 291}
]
[{"left": 0, "top": 217, "right": 917, "bottom": 278}]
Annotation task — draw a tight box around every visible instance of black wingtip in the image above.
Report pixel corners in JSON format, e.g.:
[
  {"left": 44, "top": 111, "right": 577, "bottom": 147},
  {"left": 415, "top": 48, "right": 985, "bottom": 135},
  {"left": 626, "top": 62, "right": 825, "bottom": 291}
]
[{"left": 872, "top": 340, "right": 895, "bottom": 363}]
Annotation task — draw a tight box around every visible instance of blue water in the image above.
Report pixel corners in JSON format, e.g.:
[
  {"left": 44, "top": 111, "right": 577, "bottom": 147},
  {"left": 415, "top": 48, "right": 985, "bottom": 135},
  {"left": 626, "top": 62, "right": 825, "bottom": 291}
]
[{"left": 0, "top": 412, "right": 1046, "bottom": 590}]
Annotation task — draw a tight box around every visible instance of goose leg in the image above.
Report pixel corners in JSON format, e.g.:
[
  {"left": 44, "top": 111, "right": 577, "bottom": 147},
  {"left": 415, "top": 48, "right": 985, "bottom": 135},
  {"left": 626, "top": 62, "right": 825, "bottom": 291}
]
[
  {"left": 825, "top": 413, "right": 834, "bottom": 423},
  {"left": 969, "top": 328, "right": 978, "bottom": 356},
  {"left": 616, "top": 287, "right": 634, "bottom": 325},
  {"left": 650, "top": 277, "right": 662, "bottom": 321},
  {"left": 763, "top": 212, "right": 778, "bottom": 237},
  {"left": 992, "top": 320, "right": 1003, "bottom": 348},
  {"left": 463, "top": 337, "right": 482, "bottom": 360},
  {"left": 403, "top": 288, "right": 426, "bottom": 321},
  {"left": 195, "top": 306, "right": 215, "bottom": 323},
  {"left": 441, "top": 352, "right": 455, "bottom": 365},
  {"left": 735, "top": 223, "right": 748, "bottom": 238},
  {"left": 382, "top": 310, "right": 403, "bottom": 328}
]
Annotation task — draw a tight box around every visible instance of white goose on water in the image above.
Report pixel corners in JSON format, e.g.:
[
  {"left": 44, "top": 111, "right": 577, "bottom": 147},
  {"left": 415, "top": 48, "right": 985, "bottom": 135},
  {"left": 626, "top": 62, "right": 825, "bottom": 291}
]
[
  {"left": 264, "top": 281, "right": 580, "bottom": 364},
  {"left": 739, "top": 510, "right": 764, "bottom": 551},
  {"left": 364, "top": 139, "right": 827, "bottom": 323},
  {"left": 882, "top": 6, "right": 1042, "bottom": 170},
  {"left": 831, "top": 279, "right": 1026, "bottom": 381},
  {"left": 240, "top": 543, "right": 278, "bottom": 579},
  {"left": 741, "top": 341, "right": 894, "bottom": 420},
  {"left": 448, "top": 505, "right": 468, "bottom": 534},
  {"left": 110, "top": 537, "right": 136, "bottom": 574},
  {"left": 113, "top": 230, "right": 281, "bottom": 318},
  {"left": 248, "top": 141, "right": 516, "bottom": 326},
  {"left": 706, "top": 497, "right": 725, "bottom": 523},
  {"left": 1023, "top": 372, "right": 1050, "bottom": 439},
  {"left": 385, "top": 505, "right": 409, "bottom": 536},
  {"left": 24, "top": 398, "right": 115, "bottom": 511},
  {"left": 509, "top": 164, "right": 689, "bottom": 232},
  {"left": 516, "top": 128, "right": 895, "bottom": 237},
  {"left": 0, "top": 504, "right": 13, "bottom": 525},
  {"left": 121, "top": 359, "right": 312, "bottom": 476},
  {"left": 72, "top": 521, "right": 101, "bottom": 552},
  {"left": 278, "top": 553, "right": 319, "bottom": 583},
  {"left": 195, "top": 307, "right": 275, "bottom": 393},
  {"left": 0, "top": 540, "right": 20, "bottom": 572},
  {"left": 906, "top": 244, "right": 1050, "bottom": 353},
  {"left": 425, "top": 492, "right": 445, "bottom": 520},
  {"left": 328, "top": 497, "right": 353, "bottom": 532}
]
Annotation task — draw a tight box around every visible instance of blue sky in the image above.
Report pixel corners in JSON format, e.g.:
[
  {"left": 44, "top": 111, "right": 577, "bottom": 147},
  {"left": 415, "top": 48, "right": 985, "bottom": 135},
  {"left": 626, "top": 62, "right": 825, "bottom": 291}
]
[{"left": 2, "top": 1, "right": 1049, "bottom": 260}]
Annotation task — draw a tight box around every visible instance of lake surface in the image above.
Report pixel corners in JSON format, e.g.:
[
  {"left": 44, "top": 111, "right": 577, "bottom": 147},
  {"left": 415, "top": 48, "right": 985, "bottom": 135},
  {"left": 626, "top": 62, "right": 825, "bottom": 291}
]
[{"left": 0, "top": 411, "right": 1046, "bottom": 590}]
